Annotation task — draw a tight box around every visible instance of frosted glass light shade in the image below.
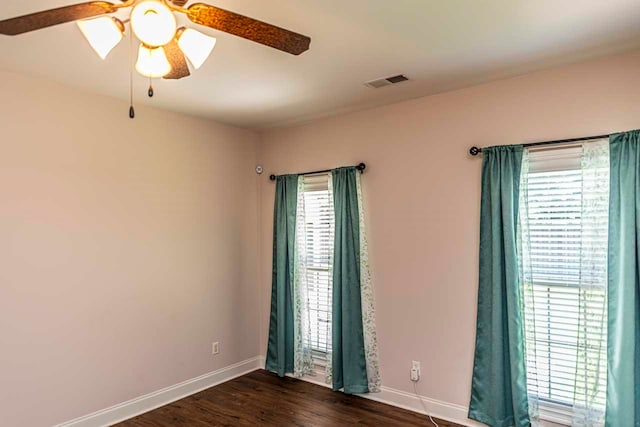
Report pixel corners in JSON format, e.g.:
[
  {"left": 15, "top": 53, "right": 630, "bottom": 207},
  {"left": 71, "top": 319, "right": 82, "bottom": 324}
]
[
  {"left": 131, "top": 0, "right": 176, "bottom": 47},
  {"left": 178, "top": 28, "right": 216, "bottom": 69},
  {"left": 77, "top": 17, "right": 124, "bottom": 60},
  {"left": 136, "top": 44, "right": 171, "bottom": 78}
]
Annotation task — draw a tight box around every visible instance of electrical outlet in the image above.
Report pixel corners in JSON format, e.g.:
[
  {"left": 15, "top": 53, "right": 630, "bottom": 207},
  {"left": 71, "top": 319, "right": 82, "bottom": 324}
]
[
  {"left": 212, "top": 342, "right": 220, "bottom": 355},
  {"left": 410, "top": 360, "right": 421, "bottom": 382}
]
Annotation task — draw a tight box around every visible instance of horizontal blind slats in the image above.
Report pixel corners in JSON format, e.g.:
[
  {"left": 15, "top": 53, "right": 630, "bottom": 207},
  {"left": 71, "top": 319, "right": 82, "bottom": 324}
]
[
  {"left": 521, "top": 146, "right": 608, "bottom": 412},
  {"left": 302, "top": 176, "right": 334, "bottom": 355}
]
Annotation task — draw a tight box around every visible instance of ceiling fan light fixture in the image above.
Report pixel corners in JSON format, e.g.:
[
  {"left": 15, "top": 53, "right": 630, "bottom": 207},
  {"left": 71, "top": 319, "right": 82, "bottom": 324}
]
[
  {"left": 77, "top": 17, "right": 124, "bottom": 60},
  {"left": 136, "top": 44, "right": 172, "bottom": 78},
  {"left": 131, "top": 0, "right": 177, "bottom": 47},
  {"left": 177, "top": 28, "right": 217, "bottom": 69}
]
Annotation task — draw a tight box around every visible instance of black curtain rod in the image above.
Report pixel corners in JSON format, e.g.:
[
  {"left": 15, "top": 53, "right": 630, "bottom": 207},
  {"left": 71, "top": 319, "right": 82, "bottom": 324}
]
[
  {"left": 269, "top": 163, "right": 366, "bottom": 181},
  {"left": 469, "top": 134, "right": 611, "bottom": 156}
]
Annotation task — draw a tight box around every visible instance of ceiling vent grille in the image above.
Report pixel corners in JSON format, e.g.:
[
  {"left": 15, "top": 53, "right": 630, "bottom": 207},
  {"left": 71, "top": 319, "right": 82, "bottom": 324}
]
[{"left": 365, "top": 74, "right": 409, "bottom": 89}]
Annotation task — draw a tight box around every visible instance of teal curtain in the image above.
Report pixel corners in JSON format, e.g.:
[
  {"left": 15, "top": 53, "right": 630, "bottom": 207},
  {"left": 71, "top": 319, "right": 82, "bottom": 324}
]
[
  {"left": 606, "top": 131, "right": 640, "bottom": 427},
  {"left": 331, "top": 167, "right": 369, "bottom": 394},
  {"left": 468, "top": 145, "right": 530, "bottom": 427},
  {"left": 266, "top": 175, "right": 299, "bottom": 377}
]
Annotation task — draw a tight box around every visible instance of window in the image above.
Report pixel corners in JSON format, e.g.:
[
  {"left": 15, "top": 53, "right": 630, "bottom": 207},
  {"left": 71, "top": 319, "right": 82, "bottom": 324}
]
[
  {"left": 519, "top": 143, "right": 609, "bottom": 420},
  {"left": 299, "top": 175, "right": 334, "bottom": 358}
]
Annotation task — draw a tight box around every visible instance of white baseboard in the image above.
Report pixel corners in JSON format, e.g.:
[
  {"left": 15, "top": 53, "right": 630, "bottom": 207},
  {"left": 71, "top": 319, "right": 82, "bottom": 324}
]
[
  {"left": 57, "top": 355, "right": 563, "bottom": 427},
  {"left": 288, "top": 368, "right": 567, "bottom": 427},
  {"left": 362, "top": 385, "right": 484, "bottom": 426},
  {"left": 285, "top": 366, "right": 484, "bottom": 427},
  {"left": 56, "top": 356, "right": 263, "bottom": 427}
]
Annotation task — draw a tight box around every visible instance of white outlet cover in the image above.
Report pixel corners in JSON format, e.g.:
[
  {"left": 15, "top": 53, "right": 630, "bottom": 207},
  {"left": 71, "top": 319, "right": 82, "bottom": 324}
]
[{"left": 212, "top": 342, "right": 220, "bottom": 355}]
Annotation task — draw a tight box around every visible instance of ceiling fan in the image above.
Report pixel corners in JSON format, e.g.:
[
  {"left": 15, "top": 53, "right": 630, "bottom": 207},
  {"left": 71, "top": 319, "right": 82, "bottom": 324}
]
[{"left": 0, "top": 0, "right": 311, "bottom": 81}]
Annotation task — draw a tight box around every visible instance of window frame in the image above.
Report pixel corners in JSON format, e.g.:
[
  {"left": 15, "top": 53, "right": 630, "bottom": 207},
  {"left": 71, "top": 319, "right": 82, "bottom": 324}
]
[
  {"left": 519, "top": 142, "right": 609, "bottom": 425},
  {"left": 299, "top": 174, "right": 334, "bottom": 362}
]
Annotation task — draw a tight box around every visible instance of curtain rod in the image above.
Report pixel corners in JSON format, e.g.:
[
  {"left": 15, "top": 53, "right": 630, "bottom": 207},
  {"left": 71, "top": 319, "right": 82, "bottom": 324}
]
[
  {"left": 269, "top": 163, "right": 366, "bottom": 181},
  {"left": 468, "top": 134, "right": 611, "bottom": 156}
]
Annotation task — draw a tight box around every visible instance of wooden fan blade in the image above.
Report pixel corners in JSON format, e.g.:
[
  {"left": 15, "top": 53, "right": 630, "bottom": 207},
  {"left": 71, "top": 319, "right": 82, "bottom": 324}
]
[
  {"left": 163, "top": 39, "right": 191, "bottom": 80},
  {"left": 186, "top": 3, "right": 310, "bottom": 55},
  {"left": 0, "top": 2, "right": 117, "bottom": 36},
  {"left": 171, "top": 0, "right": 189, "bottom": 6}
]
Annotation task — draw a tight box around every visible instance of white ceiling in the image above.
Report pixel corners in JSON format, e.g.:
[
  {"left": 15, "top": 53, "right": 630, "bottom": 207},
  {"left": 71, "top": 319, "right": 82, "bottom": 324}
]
[{"left": 1, "top": 0, "right": 640, "bottom": 129}]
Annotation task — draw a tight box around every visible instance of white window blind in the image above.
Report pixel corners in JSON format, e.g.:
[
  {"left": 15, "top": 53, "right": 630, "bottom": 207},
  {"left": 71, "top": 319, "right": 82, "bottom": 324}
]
[
  {"left": 519, "top": 143, "right": 608, "bottom": 416},
  {"left": 301, "top": 175, "right": 334, "bottom": 356}
]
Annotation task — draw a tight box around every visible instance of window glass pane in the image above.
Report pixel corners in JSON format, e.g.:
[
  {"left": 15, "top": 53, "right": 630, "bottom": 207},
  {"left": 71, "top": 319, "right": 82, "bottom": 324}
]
[
  {"left": 520, "top": 144, "right": 608, "bottom": 415},
  {"left": 302, "top": 176, "right": 333, "bottom": 355}
]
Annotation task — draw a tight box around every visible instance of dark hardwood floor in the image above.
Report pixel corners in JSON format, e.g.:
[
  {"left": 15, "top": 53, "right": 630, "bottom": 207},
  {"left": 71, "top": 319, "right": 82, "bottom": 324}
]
[{"left": 116, "top": 369, "right": 463, "bottom": 426}]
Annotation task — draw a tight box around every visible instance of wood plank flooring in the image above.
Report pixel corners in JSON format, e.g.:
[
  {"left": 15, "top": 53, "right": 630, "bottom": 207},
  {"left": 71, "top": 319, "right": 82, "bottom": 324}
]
[{"left": 116, "top": 369, "right": 463, "bottom": 427}]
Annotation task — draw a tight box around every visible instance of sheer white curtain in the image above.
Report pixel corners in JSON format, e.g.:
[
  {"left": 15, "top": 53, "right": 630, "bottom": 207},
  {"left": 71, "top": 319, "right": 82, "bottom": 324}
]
[
  {"left": 573, "top": 141, "right": 609, "bottom": 426},
  {"left": 325, "top": 174, "right": 335, "bottom": 384},
  {"left": 292, "top": 176, "right": 315, "bottom": 377},
  {"left": 517, "top": 148, "right": 540, "bottom": 425},
  {"left": 518, "top": 141, "right": 609, "bottom": 427},
  {"left": 355, "top": 170, "right": 381, "bottom": 392}
]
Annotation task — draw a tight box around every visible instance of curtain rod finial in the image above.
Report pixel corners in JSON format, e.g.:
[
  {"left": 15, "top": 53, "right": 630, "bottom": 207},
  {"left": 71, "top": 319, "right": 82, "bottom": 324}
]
[
  {"left": 357, "top": 163, "right": 366, "bottom": 173},
  {"left": 269, "top": 175, "right": 276, "bottom": 181},
  {"left": 470, "top": 147, "right": 482, "bottom": 156}
]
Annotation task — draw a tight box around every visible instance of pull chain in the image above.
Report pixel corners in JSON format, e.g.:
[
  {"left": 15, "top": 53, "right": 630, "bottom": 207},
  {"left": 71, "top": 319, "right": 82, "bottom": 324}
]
[
  {"left": 128, "top": 23, "right": 135, "bottom": 119},
  {"left": 148, "top": 74, "right": 154, "bottom": 98}
]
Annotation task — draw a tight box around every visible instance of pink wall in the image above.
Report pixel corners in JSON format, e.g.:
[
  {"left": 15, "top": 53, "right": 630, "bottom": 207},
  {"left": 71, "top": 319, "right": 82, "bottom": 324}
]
[
  {"left": 4, "top": 48, "right": 640, "bottom": 426},
  {"left": 0, "top": 72, "right": 261, "bottom": 426},
  {"left": 258, "top": 50, "right": 640, "bottom": 407}
]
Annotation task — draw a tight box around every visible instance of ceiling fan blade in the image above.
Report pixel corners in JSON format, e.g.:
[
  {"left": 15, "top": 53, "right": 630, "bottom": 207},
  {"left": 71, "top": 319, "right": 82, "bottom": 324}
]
[
  {"left": 163, "top": 39, "right": 191, "bottom": 80},
  {"left": 171, "top": 0, "right": 189, "bottom": 6},
  {"left": 185, "top": 3, "right": 311, "bottom": 55},
  {"left": 0, "top": 2, "right": 117, "bottom": 36}
]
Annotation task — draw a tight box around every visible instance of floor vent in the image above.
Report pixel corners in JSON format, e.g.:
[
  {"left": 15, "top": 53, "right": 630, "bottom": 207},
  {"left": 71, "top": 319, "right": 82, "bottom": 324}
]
[{"left": 365, "top": 74, "right": 409, "bottom": 89}]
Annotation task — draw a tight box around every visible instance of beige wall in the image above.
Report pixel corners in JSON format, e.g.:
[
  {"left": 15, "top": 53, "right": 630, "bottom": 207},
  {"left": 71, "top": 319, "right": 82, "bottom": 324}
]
[
  {"left": 0, "top": 72, "right": 261, "bottom": 426},
  {"left": 258, "top": 50, "right": 640, "bottom": 408}
]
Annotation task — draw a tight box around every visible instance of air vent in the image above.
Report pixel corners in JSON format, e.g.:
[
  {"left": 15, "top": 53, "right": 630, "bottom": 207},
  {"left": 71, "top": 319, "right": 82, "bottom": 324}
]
[{"left": 365, "top": 74, "right": 409, "bottom": 89}]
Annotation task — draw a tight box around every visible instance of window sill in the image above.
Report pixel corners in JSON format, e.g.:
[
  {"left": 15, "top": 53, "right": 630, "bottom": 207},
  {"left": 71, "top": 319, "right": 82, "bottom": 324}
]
[
  {"left": 314, "top": 360, "right": 327, "bottom": 368},
  {"left": 311, "top": 350, "right": 328, "bottom": 366},
  {"left": 538, "top": 401, "right": 573, "bottom": 426}
]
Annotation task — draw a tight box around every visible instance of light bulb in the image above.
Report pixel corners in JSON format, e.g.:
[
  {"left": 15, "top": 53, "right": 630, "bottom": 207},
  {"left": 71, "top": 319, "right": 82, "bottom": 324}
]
[
  {"left": 136, "top": 44, "right": 172, "bottom": 78},
  {"left": 77, "top": 17, "right": 124, "bottom": 60},
  {"left": 130, "top": 0, "right": 176, "bottom": 47},
  {"left": 177, "top": 28, "right": 216, "bottom": 69}
]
